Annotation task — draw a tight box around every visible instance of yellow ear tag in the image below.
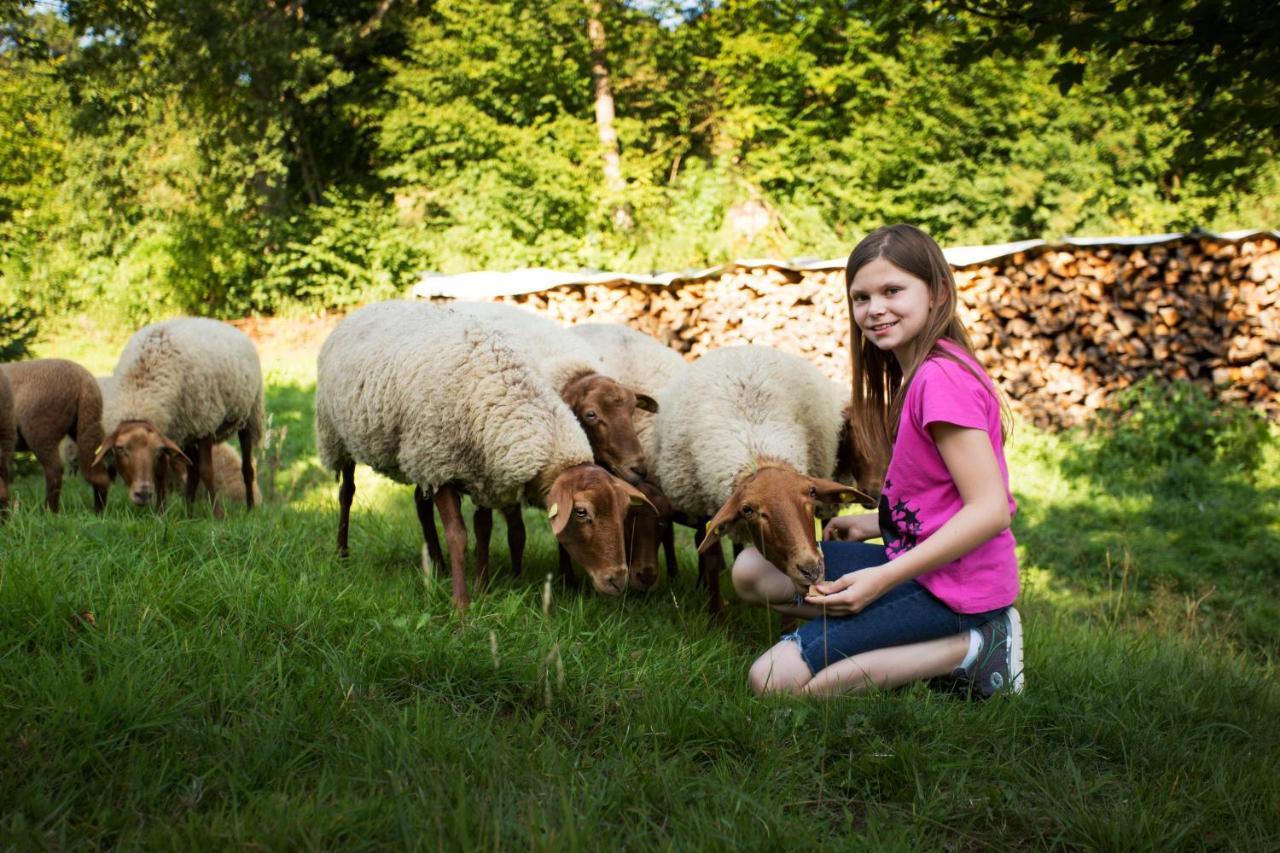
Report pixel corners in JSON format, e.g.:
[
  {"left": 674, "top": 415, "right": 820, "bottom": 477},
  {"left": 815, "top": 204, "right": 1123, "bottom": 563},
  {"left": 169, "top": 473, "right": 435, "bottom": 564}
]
[
  {"left": 548, "top": 503, "right": 558, "bottom": 520},
  {"left": 814, "top": 517, "right": 822, "bottom": 539},
  {"left": 629, "top": 494, "right": 645, "bottom": 507},
  {"left": 94, "top": 445, "right": 104, "bottom": 455},
  {"left": 704, "top": 521, "right": 713, "bottom": 537}
]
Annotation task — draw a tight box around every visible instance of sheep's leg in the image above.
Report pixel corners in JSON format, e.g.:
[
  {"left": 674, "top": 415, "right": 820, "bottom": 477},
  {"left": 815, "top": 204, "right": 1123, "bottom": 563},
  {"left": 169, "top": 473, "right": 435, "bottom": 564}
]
[
  {"left": 198, "top": 438, "right": 223, "bottom": 519},
  {"left": 434, "top": 483, "right": 471, "bottom": 613},
  {"left": 733, "top": 542, "right": 744, "bottom": 559},
  {"left": 503, "top": 507, "right": 526, "bottom": 576},
  {"left": 155, "top": 456, "right": 168, "bottom": 511},
  {"left": 558, "top": 544, "right": 579, "bottom": 590},
  {"left": 693, "top": 517, "right": 711, "bottom": 589},
  {"left": 337, "top": 462, "right": 356, "bottom": 558},
  {"left": 32, "top": 441, "right": 63, "bottom": 513},
  {"left": 183, "top": 442, "right": 200, "bottom": 503},
  {"left": 473, "top": 505, "right": 492, "bottom": 586},
  {"left": 661, "top": 522, "right": 678, "bottom": 582},
  {"left": 237, "top": 426, "right": 255, "bottom": 511},
  {"left": 77, "top": 438, "right": 110, "bottom": 514},
  {"left": 701, "top": 544, "right": 727, "bottom": 618},
  {"left": 413, "top": 487, "right": 445, "bottom": 575}
]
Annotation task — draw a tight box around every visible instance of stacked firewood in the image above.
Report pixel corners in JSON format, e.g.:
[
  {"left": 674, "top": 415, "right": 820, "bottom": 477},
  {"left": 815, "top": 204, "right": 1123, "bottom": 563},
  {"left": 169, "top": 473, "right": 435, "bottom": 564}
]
[{"left": 469, "top": 235, "right": 1279, "bottom": 427}]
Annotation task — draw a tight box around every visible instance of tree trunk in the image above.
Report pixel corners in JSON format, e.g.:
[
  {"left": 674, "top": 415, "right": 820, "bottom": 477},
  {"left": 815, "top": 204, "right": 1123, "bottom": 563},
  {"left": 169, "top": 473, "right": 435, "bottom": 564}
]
[{"left": 586, "top": 1, "right": 632, "bottom": 230}]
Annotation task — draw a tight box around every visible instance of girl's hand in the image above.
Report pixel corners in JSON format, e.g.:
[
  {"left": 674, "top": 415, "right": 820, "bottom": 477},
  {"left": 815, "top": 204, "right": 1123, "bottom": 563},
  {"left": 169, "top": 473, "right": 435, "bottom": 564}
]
[
  {"left": 804, "top": 566, "right": 891, "bottom": 615},
  {"left": 822, "top": 513, "right": 878, "bottom": 542}
]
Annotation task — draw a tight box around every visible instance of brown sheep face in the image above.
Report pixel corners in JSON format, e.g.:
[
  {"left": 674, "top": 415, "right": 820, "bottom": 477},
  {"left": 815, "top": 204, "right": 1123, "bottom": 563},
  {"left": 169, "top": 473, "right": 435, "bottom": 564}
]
[
  {"left": 92, "top": 420, "right": 191, "bottom": 507},
  {"left": 546, "top": 464, "right": 656, "bottom": 596},
  {"left": 561, "top": 375, "right": 657, "bottom": 486},
  {"left": 625, "top": 480, "right": 672, "bottom": 591},
  {"left": 699, "top": 465, "right": 867, "bottom": 591}
]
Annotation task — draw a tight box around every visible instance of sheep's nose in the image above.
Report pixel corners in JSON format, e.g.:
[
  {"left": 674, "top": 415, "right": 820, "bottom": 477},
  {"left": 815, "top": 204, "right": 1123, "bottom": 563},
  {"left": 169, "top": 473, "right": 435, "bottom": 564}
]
[
  {"left": 603, "top": 573, "right": 627, "bottom": 595},
  {"left": 630, "top": 465, "right": 648, "bottom": 482},
  {"left": 131, "top": 488, "right": 153, "bottom": 506},
  {"left": 798, "top": 564, "right": 822, "bottom": 585},
  {"left": 636, "top": 570, "right": 657, "bottom": 588}
]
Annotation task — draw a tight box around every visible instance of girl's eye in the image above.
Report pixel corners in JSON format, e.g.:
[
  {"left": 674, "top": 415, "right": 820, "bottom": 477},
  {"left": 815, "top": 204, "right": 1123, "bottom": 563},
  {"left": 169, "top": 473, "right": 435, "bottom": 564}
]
[{"left": 850, "top": 293, "right": 868, "bottom": 303}]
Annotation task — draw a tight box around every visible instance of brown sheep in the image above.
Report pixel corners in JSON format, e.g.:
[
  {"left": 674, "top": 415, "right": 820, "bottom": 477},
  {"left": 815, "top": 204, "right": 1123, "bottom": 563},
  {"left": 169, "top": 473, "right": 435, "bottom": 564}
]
[
  {"left": 0, "top": 369, "right": 14, "bottom": 517},
  {"left": 0, "top": 359, "right": 112, "bottom": 513}
]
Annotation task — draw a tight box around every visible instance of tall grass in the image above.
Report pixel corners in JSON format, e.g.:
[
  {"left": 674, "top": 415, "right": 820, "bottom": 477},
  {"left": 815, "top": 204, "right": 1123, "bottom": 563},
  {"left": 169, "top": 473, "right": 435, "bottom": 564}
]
[{"left": 2, "top": 326, "right": 1277, "bottom": 849}]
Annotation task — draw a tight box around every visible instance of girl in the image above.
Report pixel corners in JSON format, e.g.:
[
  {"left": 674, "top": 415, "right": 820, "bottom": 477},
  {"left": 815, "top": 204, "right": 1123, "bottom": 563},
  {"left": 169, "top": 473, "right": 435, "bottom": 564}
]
[{"left": 731, "top": 224, "right": 1024, "bottom": 698}]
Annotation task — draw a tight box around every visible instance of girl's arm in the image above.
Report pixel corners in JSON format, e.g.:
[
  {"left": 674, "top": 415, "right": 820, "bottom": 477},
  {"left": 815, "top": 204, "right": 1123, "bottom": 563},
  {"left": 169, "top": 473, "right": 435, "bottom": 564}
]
[{"left": 807, "top": 422, "right": 1011, "bottom": 615}]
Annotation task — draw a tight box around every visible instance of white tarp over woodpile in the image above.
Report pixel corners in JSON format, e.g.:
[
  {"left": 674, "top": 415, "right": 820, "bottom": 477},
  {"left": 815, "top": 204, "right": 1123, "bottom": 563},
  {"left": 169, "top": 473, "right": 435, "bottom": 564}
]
[{"left": 412, "top": 229, "right": 1280, "bottom": 300}]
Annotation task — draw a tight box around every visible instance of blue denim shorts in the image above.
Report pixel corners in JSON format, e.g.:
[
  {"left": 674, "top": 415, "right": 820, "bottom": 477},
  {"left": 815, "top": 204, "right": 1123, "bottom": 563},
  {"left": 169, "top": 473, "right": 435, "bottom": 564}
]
[{"left": 784, "top": 540, "right": 1005, "bottom": 675}]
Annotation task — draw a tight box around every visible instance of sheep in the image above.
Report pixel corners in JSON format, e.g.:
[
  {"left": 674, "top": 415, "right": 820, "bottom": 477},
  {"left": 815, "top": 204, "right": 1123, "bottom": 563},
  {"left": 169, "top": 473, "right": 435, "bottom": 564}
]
[
  {"left": 93, "top": 317, "right": 264, "bottom": 518},
  {"left": 426, "top": 302, "right": 660, "bottom": 581},
  {"left": 62, "top": 435, "right": 261, "bottom": 506},
  {"left": 653, "top": 345, "right": 870, "bottom": 613},
  {"left": 0, "top": 369, "right": 14, "bottom": 517},
  {"left": 569, "top": 322, "right": 688, "bottom": 586},
  {"left": 314, "top": 300, "right": 654, "bottom": 612},
  {"left": 0, "top": 359, "right": 112, "bottom": 513}
]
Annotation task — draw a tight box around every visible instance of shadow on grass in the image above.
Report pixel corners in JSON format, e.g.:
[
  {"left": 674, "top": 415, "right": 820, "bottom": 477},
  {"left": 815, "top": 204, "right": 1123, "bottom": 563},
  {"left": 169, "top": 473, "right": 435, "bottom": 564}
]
[{"left": 1014, "top": 408, "right": 1280, "bottom": 655}]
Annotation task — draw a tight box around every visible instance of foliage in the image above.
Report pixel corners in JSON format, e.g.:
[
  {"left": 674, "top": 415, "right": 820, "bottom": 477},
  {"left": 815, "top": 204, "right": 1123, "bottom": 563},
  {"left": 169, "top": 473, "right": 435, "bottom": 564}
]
[
  {"left": 0, "top": 290, "right": 38, "bottom": 361},
  {"left": 1066, "top": 377, "right": 1272, "bottom": 492},
  {"left": 0, "top": 1, "right": 1277, "bottom": 315}
]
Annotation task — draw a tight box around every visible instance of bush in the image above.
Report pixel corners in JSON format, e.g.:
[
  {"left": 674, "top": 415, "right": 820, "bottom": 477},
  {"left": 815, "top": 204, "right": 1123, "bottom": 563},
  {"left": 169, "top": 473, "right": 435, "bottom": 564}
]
[
  {"left": 1067, "top": 377, "right": 1272, "bottom": 491},
  {"left": 0, "top": 286, "right": 39, "bottom": 361}
]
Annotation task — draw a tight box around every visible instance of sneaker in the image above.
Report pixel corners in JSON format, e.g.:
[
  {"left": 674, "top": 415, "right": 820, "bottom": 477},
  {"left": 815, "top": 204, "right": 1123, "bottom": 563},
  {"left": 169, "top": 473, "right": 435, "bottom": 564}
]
[{"left": 952, "top": 606, "right": 1025, "bottom": 699}]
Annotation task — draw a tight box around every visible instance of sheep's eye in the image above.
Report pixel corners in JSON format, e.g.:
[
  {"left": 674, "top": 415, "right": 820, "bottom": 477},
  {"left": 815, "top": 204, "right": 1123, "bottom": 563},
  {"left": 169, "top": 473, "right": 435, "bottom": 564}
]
[
  {"left": 808, "top": 485, "right": 817, "bottom": 498},
  {"left": 573, "top": 507, "right": 589, "bottom": 520},
  {"left": 584, "top": 410, "right": 598, "bottom": 421},
  {"left": 740, "top": 506, "right": 754, "bottom": 518},
  {"left": 113, "top": 448, "right": 128, "bottom": 459}
]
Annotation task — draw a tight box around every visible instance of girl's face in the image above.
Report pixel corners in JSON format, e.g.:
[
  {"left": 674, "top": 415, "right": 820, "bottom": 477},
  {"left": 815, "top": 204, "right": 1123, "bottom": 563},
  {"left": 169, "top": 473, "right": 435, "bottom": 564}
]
[{"left": 848, "top": 257, "right": 934, "bottom": 365}]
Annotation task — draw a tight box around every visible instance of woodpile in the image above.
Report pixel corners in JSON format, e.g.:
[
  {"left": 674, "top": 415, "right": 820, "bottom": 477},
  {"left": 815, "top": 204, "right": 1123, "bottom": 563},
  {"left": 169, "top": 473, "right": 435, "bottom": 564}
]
[{"left": 450, "top": 235, "right": 1280, "bottom": 428}]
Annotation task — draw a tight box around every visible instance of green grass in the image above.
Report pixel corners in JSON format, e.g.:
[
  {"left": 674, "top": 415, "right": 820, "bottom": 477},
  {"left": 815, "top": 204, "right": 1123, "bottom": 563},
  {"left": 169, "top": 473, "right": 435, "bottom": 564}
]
[{"left": 2, "top": 323, "right": 1278, "bottom": 849}]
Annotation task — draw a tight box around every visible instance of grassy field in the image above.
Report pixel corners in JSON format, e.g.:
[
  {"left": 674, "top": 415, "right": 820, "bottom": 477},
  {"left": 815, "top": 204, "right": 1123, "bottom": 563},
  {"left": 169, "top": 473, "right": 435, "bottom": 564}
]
[{"left": 2, "top": 318, "right": 1278, "bottom": 849}]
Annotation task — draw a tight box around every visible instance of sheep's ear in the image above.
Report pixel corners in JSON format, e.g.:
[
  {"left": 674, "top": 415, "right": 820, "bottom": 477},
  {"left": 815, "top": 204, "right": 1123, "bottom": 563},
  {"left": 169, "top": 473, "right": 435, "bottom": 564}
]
[
  {"left": 698, "top": 493, "right": 741, "bottom": 555},
  {"left": 811, "top": 477, "right": 873, "bottom": 507},
  {"left": 91, "top": 433, "right": 117, "bottom": 469},
  {"left": 159, "top": 436, "right": 193, "bottom": 468},
  {"left": 615, "top": 478, "right": 656, "bottom": 514},
  {"left": 546, "top": 479, "right": 574, "bottom": 536},
  {"left": 633, "top": 391, "right": 658, "bottom": 414}
]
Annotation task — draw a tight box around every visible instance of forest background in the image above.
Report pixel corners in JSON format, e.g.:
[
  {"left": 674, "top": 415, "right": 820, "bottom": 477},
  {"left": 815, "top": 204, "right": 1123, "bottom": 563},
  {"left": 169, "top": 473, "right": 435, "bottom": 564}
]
[{"left": 1, "top": 0, "right": 1276, "bottom": 332}]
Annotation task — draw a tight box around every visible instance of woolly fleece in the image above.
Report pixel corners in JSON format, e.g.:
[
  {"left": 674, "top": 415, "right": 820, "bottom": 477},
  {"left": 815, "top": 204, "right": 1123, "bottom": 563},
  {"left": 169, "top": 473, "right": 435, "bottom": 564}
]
[
  {"left": 105, "top": 318, "right": 265, "bottom": 447},
  {"left": 447, "top": 301, "right": 606, "bottom": 394},
  {"left": 315, "top": 301, "right": 592, "bottom": 509},
  {"left": 653, "top": 345, "right": 846, "bottom": 518}
]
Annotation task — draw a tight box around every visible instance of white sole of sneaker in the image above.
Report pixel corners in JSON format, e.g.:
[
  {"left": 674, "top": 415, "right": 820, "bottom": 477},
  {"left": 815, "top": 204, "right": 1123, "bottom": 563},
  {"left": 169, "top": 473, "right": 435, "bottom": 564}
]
[{"left": 1006, "top": 605, "right": 1025, "bottom": 694}]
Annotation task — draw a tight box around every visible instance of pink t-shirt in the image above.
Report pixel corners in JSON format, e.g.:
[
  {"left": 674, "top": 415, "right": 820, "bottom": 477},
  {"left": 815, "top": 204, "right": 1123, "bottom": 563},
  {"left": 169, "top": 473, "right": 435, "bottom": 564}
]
[{"left": 879, "top": 340, "right": 1019, "bottom": 613}]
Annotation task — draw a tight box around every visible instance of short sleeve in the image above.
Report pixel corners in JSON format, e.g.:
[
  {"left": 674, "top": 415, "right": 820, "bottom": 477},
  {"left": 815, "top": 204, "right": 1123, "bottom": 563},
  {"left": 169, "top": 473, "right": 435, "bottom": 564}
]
[{"left": 916, "top": 358, "right": 990, "bottom": 431}]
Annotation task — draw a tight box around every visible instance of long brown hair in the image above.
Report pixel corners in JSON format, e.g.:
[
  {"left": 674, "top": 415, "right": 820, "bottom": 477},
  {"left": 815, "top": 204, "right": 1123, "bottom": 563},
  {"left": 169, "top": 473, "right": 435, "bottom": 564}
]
[{"left": 845, "top": 224, "right": 1011, "bottom": 484}]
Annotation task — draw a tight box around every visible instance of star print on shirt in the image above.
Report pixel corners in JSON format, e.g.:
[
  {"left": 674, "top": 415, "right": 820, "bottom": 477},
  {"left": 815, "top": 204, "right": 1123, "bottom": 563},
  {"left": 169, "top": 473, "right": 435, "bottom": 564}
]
[{"left": 878, "top": 478, "right": 922, "bottom": 558}]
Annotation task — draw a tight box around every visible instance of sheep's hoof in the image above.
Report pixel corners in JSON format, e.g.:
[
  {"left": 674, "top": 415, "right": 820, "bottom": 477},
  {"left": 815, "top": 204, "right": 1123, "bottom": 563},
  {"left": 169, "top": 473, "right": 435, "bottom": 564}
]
[{"left": 420, "top": 544, "right": 436, "bottom": 580}]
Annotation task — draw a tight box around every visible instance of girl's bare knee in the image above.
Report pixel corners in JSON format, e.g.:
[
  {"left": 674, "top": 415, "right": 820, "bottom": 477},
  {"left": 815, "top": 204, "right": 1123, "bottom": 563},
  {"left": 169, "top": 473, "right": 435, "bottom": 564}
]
[
  {"left": 730, "top": 547, "right": 771, "bottom": 602},
  {"left": 748, "top": 642, "right": 811, "bottom": 696}
]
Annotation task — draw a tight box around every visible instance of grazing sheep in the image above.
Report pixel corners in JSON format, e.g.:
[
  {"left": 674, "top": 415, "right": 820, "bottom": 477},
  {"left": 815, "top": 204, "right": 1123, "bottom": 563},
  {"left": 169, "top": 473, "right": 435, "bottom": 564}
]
[
  {"left": 315, "top": 300, "right": 654, "bottom": 612},
  {"left": 94, "top": 317, "right": 264, "bottom": 518},
  {"left": 0, "top": 359, "right": 111, "bottom": 513},
  {"left": 569, "top": 322, "right": 688, "bottom": 585},
  {"left": 63, "top": 434, "right": 260, "bottom": 506},
  {"left": 0, "top": 370, "right": 14, "bottom": 517},
  {"left": 654, "top": 345, "right": 870, "bottom": 613},
  {"left": 430, "top": 303, "right": 661, "bottom": 582}
]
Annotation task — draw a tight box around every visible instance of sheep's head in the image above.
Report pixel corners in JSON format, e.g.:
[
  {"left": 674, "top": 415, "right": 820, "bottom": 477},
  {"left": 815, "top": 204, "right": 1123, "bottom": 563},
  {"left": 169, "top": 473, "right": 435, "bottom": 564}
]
[
  {"left": 626, "top": 480, "right": 673, "bottom": 591},
  {"left": 92, "top": 420, "right": 191, "bottom": 507},
  {"left": 545, "top": 463, "right": 656, "bottom": 596},
  {"left": 561, "top": 374, "right": 657, "bottom": 485},
  {"left": 698, "top": 463, "right": 867, "bottom": 591}
]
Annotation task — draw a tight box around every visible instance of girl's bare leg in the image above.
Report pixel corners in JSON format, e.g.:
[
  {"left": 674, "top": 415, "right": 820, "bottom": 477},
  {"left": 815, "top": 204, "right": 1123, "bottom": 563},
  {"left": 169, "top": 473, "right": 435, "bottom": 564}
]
[
  {"left": 730, "top": 546, "right": 823, "bottom": 619},
  {"left": 803, "top": 634, "right": 968, "bottom": 697}
]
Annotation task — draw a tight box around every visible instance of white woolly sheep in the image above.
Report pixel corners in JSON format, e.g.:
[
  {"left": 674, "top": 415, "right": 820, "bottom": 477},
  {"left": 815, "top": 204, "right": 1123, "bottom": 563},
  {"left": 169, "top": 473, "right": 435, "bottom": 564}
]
[
  {"left": 314, "top": 300, "right": 654, "bottom": 612},
  {"left": 653, "top": 345, "right": 869, "bottom": 613},
  {"left": 0, "top": 358, "right": 112, "bottom": 513},
  {"left": 94, "top": 317, "right": 265, "bottom": 517}
]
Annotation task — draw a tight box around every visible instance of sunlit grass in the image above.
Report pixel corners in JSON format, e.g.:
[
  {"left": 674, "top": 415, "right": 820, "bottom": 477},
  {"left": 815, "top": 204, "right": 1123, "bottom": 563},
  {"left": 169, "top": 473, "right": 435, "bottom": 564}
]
[{"left": 2, "top": 321, "right": 1277, "bottom": 848}]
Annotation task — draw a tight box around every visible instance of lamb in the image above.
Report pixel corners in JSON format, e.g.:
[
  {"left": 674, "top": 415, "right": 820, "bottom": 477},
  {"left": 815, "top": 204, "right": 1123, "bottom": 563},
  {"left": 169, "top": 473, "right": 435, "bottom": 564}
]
[
  {"left": 0, "top": 359, "right": 112, "bottom": 513},
  {"left": 315, "top": 300, "right": 654, "bottom": 612},
  {"left": 0, "top": 369, "right": 14, "bottom": 517},
  {"left": 653, "top": 345, "right": 870, "bottom": 613},
  {"left": 569, "top": 322, "right": 688, "bottom": 586},
  {"left": 93, "top": 317, "right": 265, "bottom": 518}
]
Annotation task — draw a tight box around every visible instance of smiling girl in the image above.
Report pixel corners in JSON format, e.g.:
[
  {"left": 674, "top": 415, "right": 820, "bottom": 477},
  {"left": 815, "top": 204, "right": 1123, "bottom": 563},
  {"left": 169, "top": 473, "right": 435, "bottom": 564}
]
[{"left": 731, "top": 224, "right": 1024, "bottom": 698}]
